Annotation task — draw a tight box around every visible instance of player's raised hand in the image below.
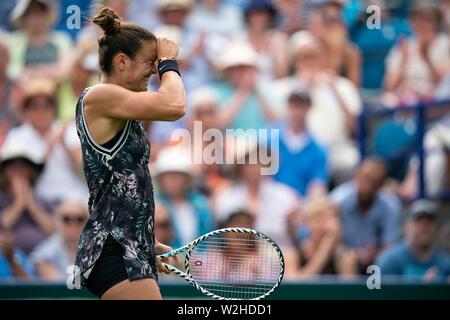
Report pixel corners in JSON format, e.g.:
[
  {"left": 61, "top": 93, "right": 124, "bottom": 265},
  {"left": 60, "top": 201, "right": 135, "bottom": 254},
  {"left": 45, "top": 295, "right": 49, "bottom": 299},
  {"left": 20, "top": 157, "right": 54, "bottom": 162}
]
[{"left": 156, "top": 38, "right": 179, "bottom": 61}]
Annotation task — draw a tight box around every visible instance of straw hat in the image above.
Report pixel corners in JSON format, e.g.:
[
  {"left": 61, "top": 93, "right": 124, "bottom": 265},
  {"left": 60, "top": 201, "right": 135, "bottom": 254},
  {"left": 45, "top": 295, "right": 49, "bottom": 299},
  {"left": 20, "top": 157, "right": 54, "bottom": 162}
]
[
  {"left": 10, "top": 0, "right": 59, "bottom": 28},
  {"left": 21, "top": 77, "right": 56, "bottom": 105}
]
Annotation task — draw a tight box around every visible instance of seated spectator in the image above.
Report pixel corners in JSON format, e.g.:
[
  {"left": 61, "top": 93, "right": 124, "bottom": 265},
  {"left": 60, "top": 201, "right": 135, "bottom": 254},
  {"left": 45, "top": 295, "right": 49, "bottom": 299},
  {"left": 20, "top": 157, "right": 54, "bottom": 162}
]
[
  {"left": 397, "top": 110, "right": 450, "bottom": 200},
  {"left": 350, "top": 0, "right": 412, "bottom": 91},
  {"left": 57, "top": 38, "right": 99, "bottom": 121},
  {"left": 289, "top": 197, "right": 357, "bottom": 277},
  {"left": 377, "top": 200, "right": 450, "bottom": 282},
  {"left": 0, "top": 230, "right": 33, "bottom": 280},
  {"left": 211, "top": 41, "right": 278, "bottom": 131},
  {"left": 330, "top": 157, "right": 402, "bottom": 273},
  {"left": 29, "top": 200, "right": 88, "bottom": 281},
  {"left": 6, "top": 0, "right": 73, "bottom": 81},
  {"left": 187, "top": 0, "right": 243, "bottom": 37},
  {"left": 154, "top": 202, "right": 176, "bottom": 247},
  {"left": 148, "top": 0, "right": 217, "bottom": 145},
  {"left": 308, "top": 0, "right": 362, "bottom": 86},
  {"left": 154, "top": 201, "right": 180, "bottom": 280},
  {"left": 271, "top": 88, "right": 328, "bottom": 198},
  {"left": 187, "top": 87, "right": 233, "bottom": 197},
  {"left": 153, "top": 146, "right": 215, "bottom": 249},
  {"left": 383, "top": 2, "right": 450, "bottom": 106},
  {"left": 273, "top": 31, "right": 361, "bottom": 184},
  {"left": 153, "top": 0, "right": 214, "bottom": 92},
  {"left": 4, "top": 77, "right": 88, "bottom": 205},
  {"left": 231, "top": 0, "right": 289, "bottom": 81},
  {"left": 214, "top": 138, "right": 300, "bottom": 248},
  {"left": 0, "top": 141, "right": 54, "bottom": 255}
]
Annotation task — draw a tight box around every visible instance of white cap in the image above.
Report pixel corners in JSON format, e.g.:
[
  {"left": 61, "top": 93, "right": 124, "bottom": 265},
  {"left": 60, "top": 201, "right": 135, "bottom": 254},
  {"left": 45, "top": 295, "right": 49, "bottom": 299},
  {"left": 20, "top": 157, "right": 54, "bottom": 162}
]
[
  {"left": 10, "top": 0, "right": 58, "bottom": 28},
  {"left": 289, "top": 31, "right": 320, "bottom": 57},
  {"left": 189, "top": 87, "right": 219, "bottom": 113},
  {"left": 0, "top": 139, "right": 45, "bottom": 167},
  {"left": 157, "top": 0, "right": 194, "bottom": 11},
  {"left": 153, "top": 146, "right": 193, "bottom": 176},
  {"left": 216, "top": 41, "right": 259, "bottom": 71}
]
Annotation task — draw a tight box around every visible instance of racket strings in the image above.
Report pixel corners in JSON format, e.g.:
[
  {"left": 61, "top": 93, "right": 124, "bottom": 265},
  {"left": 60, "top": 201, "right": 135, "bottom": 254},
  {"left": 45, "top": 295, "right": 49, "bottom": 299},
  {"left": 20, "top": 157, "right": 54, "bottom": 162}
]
[{"left": 188, "top": 232, "right": 281, "bottom": 299}]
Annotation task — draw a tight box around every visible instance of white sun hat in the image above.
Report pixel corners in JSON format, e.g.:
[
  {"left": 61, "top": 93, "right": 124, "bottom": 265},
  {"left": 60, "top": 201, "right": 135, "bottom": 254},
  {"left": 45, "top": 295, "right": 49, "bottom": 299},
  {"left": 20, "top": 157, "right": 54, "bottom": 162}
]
[
  {"left": 0, "top": 139, "right": 45, "bottom": 171},
  {"left": 289, "top": 30, "right": 320, "bottom": 59},
  {"left": 188, "top": 86, "right": 219, "bottom": 113},
  {"left": 157, "top": 0, "right": 194, "bottom": 11},
  {"left": 152, "top": 146, "right": 194, "bottom": 177},
  {"left": 216, "top": 41, "right": 259, "bottom": 72},
  {"left": 10, "top": 0, "right": 59, "bottom": 28}
]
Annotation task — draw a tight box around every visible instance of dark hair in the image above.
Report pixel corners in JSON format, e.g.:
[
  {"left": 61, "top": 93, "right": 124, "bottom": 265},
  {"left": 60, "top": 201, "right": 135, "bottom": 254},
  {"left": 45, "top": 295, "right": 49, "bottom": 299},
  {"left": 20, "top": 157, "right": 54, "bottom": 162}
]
[
  {"left": 244, "top": 0, "right": 277, "bottom": 25},
  {"left": 288, "top": 88, "right": 312, "bottom": 106},
  {"left": 92, "top": 7, "right": 157, "bottom": 75},
  {"left": 219, "top": 210, "right": 255, "bottom": 229},
  {"left": 409, "top": 3, "right": 443, "bottom": 28}
]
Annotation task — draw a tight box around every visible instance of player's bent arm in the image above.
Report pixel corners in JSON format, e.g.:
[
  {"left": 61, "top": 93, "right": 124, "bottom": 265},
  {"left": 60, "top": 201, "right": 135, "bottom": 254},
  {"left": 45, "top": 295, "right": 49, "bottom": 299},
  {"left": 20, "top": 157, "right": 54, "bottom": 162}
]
[{"left": 86, "top": 72, "right": 185, "bottom": 121}]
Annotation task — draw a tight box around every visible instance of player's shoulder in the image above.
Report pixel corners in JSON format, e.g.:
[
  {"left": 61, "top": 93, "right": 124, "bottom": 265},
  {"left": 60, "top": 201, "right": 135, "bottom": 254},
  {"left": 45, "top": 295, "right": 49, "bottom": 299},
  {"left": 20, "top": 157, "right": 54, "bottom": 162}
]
[{"left": 82, "top": 84, "right": 128, "bottom": 108}]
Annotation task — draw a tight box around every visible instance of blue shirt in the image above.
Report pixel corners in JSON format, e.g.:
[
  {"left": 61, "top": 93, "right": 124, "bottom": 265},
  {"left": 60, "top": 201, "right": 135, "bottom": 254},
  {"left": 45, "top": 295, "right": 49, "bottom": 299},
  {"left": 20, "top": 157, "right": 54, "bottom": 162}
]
[
  {"left": 330, "top": 182, "right": 402, "bottom": 248},
  {"left": 272, "top": 125, "right": 328, "bottom": 197},
  {"left": 211, "top": 82, "right": 269, "bottom": 131},
  {"left": 0, "top": 249, "right": 34, "bottom": 279},
  {"left": 377, "top": 242, "right": 450, "bottom": 282},
  {"left": 157, "top": 192, "right": 215, "bottom": 249}
]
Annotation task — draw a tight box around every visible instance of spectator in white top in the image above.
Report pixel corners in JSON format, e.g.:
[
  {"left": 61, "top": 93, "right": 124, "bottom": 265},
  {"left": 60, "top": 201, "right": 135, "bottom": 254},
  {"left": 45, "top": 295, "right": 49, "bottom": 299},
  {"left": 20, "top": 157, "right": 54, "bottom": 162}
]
[
  {"left": 4, "top": 77, "right": 88, "bottom": 205},
  {"left": 29, "top": 200, "right": 88, "bottom": 280},
  {"left": 231, "top": 0, "right": 290, "bottom": 81},
  {"left": 214, "top": 137, "right": 300, "bottom": 248},
  {"left": 6, "top": 0, "right": 73, "bottom": 81},
  {"left": 187, "top": 0, "right": 243, "bottom": 37},
  {"left": 272, "top": 31, "right": 362, "bottom": 184},
  {"left": 384, "top": 2, "right": 450, "bottom": 106}
]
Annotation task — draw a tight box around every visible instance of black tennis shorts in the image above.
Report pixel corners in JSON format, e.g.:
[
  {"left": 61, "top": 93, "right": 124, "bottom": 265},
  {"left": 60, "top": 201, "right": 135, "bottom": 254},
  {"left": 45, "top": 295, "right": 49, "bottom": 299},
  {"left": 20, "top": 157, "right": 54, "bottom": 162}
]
[{"left": 85, "top": 235, "right": 128, "bottom": 298}]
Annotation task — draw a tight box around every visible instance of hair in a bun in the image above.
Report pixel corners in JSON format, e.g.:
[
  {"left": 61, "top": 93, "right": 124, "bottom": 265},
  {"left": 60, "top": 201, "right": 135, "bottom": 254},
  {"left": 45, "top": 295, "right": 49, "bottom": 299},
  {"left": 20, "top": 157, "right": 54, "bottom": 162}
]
[
  {"left": 92, "top": 7, "right": 122, "bottom": 35},
  {"left": 91, "top": 6, "right": 156, "bottom": 75}
]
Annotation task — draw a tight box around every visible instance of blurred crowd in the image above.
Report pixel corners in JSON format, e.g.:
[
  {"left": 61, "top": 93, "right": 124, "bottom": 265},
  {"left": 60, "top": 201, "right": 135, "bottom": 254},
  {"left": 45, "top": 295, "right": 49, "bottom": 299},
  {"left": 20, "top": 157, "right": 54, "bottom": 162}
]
[{"left": 0, "top": 0, "right": 450, "bottom": 283}]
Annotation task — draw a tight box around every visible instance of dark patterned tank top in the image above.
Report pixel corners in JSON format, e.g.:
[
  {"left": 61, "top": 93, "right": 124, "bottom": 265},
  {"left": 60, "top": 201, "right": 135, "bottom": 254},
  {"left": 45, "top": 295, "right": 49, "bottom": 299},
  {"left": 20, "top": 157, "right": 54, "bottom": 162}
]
[{"left": 74, "top": 87, "right": 157, "bottom": 285}]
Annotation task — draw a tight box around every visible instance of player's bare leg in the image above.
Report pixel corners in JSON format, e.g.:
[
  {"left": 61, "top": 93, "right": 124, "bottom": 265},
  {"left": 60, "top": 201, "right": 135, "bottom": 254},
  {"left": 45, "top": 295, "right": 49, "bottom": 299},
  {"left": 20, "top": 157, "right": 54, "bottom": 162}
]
[{"left": 101, "top": 278, "right": 162, "bottom": 300}]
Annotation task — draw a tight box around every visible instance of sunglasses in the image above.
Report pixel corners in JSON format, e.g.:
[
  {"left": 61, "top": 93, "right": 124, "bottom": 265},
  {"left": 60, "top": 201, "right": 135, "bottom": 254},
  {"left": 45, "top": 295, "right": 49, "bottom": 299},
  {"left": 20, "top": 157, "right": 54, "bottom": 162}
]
[
  {"left": 61, "top": 215, "right": 87, "bottom": 225},
  {"left": 24, "top": 99, "right": 56, "bottom": 110},
  {"left": 156, "top": 221, "right": 171, "bottom": 229}
]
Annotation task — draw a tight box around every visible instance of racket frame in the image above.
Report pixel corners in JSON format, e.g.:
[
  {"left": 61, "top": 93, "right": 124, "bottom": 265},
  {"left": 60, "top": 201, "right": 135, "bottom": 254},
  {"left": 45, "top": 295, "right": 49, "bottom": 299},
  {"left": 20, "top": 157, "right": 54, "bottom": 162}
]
[{"left": 157, "top": 227, "right": 285, "bottom": 300}]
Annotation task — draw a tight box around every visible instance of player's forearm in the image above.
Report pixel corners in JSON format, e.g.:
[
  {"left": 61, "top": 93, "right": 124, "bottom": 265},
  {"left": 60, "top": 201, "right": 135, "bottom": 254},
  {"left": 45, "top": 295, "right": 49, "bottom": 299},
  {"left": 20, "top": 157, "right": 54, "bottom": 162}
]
[{"left": 157, "top": 71, "right": 186, "bottom": 120}]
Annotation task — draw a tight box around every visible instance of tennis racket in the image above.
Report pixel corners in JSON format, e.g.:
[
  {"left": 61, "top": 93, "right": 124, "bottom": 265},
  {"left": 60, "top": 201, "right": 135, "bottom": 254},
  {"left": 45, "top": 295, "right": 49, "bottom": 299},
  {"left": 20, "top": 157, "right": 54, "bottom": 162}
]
[{"left": 157, "top": 227, "right": 284, "bottom": 300}]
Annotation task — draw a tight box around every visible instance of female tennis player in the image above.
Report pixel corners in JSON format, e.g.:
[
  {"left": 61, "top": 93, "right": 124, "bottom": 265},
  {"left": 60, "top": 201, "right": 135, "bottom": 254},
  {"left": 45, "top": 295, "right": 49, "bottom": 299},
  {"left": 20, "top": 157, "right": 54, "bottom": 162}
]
[{"left": 73, "top": 7, "right": 184, "bottom": 300}]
